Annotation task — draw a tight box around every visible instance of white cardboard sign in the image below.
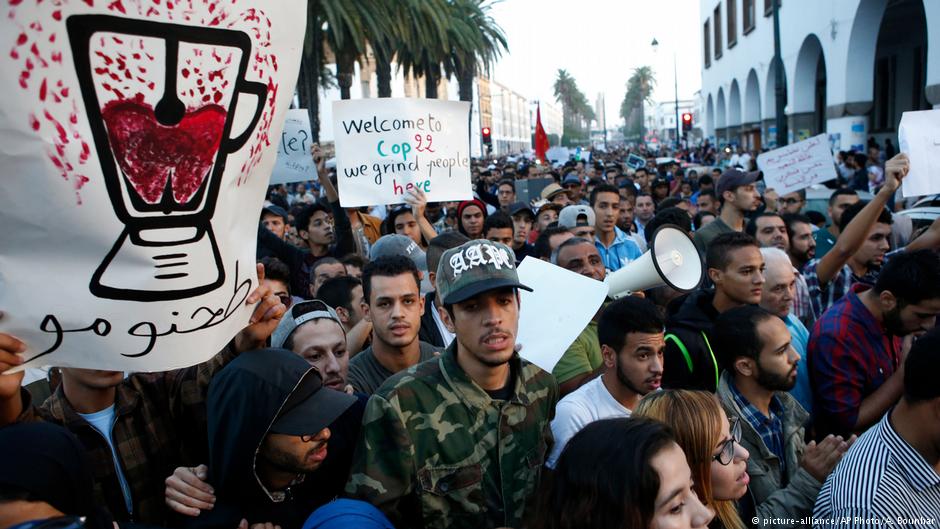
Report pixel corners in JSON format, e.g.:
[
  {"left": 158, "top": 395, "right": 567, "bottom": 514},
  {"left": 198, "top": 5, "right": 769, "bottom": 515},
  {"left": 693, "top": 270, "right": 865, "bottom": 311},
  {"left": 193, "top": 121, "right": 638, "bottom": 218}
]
[
  {"left": 0, "top": 1, "right": 306, "bottom": 372},
  {"left": 269, "top": 109, "right": 317, "bottom": 186},
  {"left": 757, "top": 133, "right": 838, "bottom": 195},
  {"left": 899, "top": 109, "right": 940, "bottom": 198},
  {"left": 332, "top": 98, "right": 473, "bottom": 207},
  {"left": 516, "top": 257, "right": 609, "bottom": 373}
]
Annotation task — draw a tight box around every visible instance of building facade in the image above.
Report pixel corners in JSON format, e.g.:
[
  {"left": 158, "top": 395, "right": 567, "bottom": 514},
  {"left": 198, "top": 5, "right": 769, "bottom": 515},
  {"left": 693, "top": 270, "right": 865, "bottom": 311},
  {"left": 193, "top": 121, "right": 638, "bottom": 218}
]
[{"left": 700, "top": 0, "right": 939, "bottom": 152}]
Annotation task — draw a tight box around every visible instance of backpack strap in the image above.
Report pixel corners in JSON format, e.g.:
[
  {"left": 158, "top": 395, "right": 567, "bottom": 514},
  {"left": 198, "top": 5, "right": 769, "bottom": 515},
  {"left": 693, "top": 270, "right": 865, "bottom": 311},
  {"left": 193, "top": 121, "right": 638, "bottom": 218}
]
[{"left": 664, "top": 333, "right": 694, "bottom": 374}]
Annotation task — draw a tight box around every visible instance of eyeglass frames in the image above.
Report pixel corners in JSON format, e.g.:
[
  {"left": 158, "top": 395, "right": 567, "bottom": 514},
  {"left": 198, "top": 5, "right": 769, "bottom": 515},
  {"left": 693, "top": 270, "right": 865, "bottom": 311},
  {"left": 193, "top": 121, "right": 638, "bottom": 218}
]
[{"left": 712, "top": 416, "right": 742, "bottom": 465}]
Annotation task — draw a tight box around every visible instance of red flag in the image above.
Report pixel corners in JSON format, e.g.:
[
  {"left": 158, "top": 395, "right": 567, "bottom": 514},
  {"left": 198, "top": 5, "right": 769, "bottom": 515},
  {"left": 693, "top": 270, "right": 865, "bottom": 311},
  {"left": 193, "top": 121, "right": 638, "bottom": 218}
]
[{"left": 534, "top": 102, "right": 549, "bottom": 163}]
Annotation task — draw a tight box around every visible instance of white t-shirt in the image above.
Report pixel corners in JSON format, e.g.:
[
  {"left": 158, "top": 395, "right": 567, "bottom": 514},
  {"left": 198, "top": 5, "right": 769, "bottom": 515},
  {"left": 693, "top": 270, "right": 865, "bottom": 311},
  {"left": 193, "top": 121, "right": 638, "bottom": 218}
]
[{"left": 546, "top": 376, "right": 632, "bottom": 468}]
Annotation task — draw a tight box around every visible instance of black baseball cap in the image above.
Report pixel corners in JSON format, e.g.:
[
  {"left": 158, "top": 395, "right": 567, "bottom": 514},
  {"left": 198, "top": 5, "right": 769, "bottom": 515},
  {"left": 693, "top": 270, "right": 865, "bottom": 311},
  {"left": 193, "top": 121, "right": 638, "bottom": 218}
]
[
  {"left": 509, "top": 201, "right": 535, "bottom": 221},
  {"left": 716, "top": 169, "right": 762, "bottom": 196},
  {"left": 262, "top": 204, "right": 288, "bottom": 222},
  {"left": 270, "top": 366, "right": 356, "bottom": 436}
]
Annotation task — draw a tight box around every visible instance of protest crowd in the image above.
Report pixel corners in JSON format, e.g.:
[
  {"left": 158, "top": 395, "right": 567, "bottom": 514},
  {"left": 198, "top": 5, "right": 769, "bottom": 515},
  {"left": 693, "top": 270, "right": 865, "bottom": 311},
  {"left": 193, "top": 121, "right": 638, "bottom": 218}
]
[{"left": 4, "top": 135, "right": 940, "bottom": 529}]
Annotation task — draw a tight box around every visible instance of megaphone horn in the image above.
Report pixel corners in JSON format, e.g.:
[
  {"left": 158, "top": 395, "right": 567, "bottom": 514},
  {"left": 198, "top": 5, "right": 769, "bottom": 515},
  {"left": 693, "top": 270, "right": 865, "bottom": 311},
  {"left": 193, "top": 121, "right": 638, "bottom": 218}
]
[{"left": 605, "top": 224, "right": 703, "bottom": 299}]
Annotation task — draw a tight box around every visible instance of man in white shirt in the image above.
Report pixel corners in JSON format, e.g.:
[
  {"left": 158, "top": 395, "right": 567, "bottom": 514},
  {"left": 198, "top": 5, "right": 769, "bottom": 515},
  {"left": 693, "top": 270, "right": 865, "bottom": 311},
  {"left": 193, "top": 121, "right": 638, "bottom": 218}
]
[{"left": 546, "top": 297, "right": 666, "bottom": 468}]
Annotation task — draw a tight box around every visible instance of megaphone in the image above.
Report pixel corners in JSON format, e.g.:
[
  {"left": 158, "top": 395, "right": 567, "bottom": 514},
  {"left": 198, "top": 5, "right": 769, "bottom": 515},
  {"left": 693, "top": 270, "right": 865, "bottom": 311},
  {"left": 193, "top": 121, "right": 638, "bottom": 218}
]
[{"left": 605, "top": 224, "right": 703, "bottom": 299}]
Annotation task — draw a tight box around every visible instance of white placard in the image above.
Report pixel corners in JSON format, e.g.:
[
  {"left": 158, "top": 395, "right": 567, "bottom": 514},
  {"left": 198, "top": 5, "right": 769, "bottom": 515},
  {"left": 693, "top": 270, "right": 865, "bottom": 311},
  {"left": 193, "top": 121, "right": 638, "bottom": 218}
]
[
  {"left": 546, "top": 146, "right": 570, "bottom": 163},
  {"left": 757, "top": 134, "right": 838, "bottom": 195},
  {"left": 269, "top": 109, "right": 317, "bottom": 186},
  {"left": 332, "top": 98, "right": 472, "bottom": 207},
  {"left": 516, "top": 257, "right": 609, "bottom": 373},
  {"left": 0, "top": 2, "right": 306, "bottom": 372},
  {"left": 899, "top": 109, "right": 940, "bottom": 198}
]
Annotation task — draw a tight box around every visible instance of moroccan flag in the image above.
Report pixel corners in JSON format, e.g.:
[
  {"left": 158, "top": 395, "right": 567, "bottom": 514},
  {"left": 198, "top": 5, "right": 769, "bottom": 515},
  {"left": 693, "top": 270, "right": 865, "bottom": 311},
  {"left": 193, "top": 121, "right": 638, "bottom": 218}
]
[{"left": 534, "top": 102, "right": 549, "bottom": 163}]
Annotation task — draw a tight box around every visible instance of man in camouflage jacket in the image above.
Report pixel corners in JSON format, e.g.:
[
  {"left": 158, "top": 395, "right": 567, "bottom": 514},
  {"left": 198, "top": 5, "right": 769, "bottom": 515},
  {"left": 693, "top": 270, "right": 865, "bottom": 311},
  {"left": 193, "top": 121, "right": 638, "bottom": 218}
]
[{"left": 345, "top": 240, "right": 558, "bottom": 529}]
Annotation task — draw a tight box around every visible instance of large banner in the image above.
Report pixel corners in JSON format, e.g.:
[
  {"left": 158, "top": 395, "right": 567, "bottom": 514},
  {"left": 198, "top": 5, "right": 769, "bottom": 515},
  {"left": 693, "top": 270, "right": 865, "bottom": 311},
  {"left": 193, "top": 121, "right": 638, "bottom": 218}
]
[
  {"left": 756, "top": 133, "right": 838, "bottom": 195},
  {"left": 0, "top": 1, "right": 306, "bottom": 372},
  {"left": 333, "top": 98, "right": 473, "bottom": 207}
]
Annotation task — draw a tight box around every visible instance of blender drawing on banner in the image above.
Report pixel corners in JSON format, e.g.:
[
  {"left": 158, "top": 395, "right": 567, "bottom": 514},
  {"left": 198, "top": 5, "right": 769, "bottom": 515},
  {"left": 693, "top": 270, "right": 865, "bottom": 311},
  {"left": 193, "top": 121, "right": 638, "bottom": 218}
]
[{"left": 67, "top": 15, "right": 267, "bottom": 302}]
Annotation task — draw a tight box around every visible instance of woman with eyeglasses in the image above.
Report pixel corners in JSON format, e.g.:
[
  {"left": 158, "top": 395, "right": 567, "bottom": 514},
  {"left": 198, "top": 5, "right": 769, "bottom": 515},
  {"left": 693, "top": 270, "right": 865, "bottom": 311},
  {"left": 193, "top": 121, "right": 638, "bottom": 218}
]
[{"left": 635, "top": 390, "right": 753, "bottom": 529}]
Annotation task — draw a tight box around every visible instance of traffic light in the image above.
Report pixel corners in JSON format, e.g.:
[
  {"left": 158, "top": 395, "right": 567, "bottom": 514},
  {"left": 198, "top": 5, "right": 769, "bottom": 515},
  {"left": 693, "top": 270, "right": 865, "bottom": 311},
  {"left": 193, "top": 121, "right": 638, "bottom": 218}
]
[
  {"left": 681, "top": 113, "right": 693, "bottom": 132},
  {"left": 481, "top": 126, "right": 492, "bottom": 145}
]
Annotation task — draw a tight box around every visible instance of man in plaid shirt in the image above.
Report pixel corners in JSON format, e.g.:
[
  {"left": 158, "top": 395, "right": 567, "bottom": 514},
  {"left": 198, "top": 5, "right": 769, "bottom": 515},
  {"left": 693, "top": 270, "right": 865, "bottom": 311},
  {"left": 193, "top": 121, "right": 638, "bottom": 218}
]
[
  {"left": 0, "top": 264, "right": 285, "bottom": 525},
  {"left": 809, "top": 251, "right": 940, "bottom": 440}
]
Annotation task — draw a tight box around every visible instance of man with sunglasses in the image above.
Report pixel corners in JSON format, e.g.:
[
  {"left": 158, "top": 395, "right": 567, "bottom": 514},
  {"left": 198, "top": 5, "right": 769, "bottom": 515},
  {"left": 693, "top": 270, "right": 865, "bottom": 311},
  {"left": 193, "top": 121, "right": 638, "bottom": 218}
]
[{"left": 712, "top": 306, "right": 853, "bottom": 529}]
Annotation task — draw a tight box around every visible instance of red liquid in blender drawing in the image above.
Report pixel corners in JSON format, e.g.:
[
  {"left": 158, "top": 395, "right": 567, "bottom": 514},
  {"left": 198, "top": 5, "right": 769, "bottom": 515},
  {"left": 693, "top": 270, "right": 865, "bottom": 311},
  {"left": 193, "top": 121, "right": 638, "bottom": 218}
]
[{"left": 101, "top": 100, "right": 227, "bottom": 206}]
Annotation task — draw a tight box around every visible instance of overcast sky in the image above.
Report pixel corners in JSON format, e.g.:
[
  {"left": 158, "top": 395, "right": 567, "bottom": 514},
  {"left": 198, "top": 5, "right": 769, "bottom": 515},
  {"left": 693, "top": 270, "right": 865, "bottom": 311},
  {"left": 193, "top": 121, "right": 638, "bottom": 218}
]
[{"left": 488, "top": 0, "right": 703, "bottom": 126}]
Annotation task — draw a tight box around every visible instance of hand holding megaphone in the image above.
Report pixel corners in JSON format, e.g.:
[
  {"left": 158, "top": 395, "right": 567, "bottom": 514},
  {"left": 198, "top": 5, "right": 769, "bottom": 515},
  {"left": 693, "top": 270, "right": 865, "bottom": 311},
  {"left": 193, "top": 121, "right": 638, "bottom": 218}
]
[{"left": 605, "top": 225, "right": 703, "bottom": 299}]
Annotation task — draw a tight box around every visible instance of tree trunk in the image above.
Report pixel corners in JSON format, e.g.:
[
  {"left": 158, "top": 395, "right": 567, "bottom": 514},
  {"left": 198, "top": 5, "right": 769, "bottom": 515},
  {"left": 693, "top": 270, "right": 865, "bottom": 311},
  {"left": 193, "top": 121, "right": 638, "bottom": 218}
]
[
  {"left": 297, "top": 11, "right": 322, "bottom": 141},
  {"left": 457, "top": 62, "right": 475, "bottom": 102},
  {"left": 424, "top": 65, "right": 439, "bottom": 99},
  {"left": 376, "top": 53, "right": 392, "bottom": 98}
]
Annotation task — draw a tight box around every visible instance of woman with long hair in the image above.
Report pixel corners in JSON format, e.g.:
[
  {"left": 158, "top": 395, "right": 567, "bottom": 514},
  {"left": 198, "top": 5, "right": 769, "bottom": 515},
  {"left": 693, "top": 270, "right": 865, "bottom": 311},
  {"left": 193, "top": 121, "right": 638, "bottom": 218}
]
[
  {"left": 634, "top": 390, "right": 752, "bottom": 529},
  {"left": 528, "top": 417, "right": 713, "bottom": 529}
]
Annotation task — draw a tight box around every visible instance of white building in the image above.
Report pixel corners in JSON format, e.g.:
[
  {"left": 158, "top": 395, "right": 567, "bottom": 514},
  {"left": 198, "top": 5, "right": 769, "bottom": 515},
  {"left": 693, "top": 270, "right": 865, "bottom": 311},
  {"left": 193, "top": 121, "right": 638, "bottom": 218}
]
[
  {"left": 530, "top": 100, "right": 563, "bottom": 140},
  {"left": 648, "top": 99, "right": 697, "bottom": 143},
  {"left": 487, "top": 80, "right": 529, "bottom": 156},
  {"left": 699, "top": 0, "right": 939, "bottom": 152}
]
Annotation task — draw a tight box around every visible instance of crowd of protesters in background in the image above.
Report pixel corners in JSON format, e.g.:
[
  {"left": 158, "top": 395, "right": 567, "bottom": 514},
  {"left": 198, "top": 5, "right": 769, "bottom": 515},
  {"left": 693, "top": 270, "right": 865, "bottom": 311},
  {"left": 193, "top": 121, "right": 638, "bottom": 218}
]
[{"left": 2, "top": 135, "right": 939, "bottom": 529}]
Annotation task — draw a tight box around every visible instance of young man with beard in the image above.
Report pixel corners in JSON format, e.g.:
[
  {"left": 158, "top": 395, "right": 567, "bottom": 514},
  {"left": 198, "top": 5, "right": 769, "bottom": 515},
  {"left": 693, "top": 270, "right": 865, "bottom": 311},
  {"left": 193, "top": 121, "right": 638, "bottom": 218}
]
[
  {"left": 345, "top": 240, "right": 557, "bottom": 529},
  {"left": 664, "top": 232, "right": 765, "bottom": 392},
  {"left": 713, "top": 307, "right": 852, "bottom": 529},
  {"left": 781, "top": 213, "right": 816, "bottom": 270},
  {"left": 546, "top": 297, "right": 665, "bottom": 468},
  {"left": 347, "top": 256, "right": 439, "bottom": 395},
  {"left": 693, "top": 169, "right": 761, "bottom": 256},
  {"left": 810, "top": 250, "right": 940, "bottom": 440},
  {"left": 758, "top": 248, "right": 813, "bottom": 414},
  {"left": 591, "top": 183, "right": 642, "bottom": 272}
]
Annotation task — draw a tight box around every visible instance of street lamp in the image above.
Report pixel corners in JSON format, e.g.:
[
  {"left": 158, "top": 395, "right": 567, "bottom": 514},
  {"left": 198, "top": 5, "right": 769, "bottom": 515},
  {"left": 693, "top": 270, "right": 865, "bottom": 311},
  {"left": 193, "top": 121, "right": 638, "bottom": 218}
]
[{"left": 651, "top": 37, "right": 681, "bottom": 151}]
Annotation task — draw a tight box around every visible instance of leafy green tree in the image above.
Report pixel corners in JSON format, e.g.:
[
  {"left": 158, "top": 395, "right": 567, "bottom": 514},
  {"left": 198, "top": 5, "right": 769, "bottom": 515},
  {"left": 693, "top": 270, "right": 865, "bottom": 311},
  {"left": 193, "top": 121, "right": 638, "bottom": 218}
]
[{"left": 620, "top": 66, "right": 656, "bottom": 140}]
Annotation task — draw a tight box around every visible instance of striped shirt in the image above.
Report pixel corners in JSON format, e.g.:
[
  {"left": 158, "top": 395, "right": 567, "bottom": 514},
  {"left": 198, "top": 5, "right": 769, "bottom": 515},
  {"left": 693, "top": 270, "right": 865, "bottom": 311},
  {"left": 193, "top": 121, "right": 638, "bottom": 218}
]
[
  {"left": 813, "top": 413, "right": 940, "bottom": 528},
  {"left": 802, "top": 248, "right": 904, "bottom": 319}
]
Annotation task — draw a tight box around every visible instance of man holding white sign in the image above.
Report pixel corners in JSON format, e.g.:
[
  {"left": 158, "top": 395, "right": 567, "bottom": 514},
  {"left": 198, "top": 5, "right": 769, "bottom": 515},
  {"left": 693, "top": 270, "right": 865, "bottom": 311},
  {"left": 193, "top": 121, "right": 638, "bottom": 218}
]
[{"left": 332, "top": 99, "right": 473, "bottom": 208}]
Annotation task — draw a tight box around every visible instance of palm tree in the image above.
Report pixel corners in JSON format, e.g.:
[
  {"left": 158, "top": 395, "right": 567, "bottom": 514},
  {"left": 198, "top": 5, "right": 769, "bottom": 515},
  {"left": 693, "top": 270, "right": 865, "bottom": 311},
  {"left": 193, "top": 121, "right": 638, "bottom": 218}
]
[
  {"left": 620, "top": 66, "right": 656, "bottom": 140},
  {"left": 445, "top": 0, "right": 507, "bottom": 103},
  {"left": 554, "top": 69, "right": 594, "bottom": 144}
]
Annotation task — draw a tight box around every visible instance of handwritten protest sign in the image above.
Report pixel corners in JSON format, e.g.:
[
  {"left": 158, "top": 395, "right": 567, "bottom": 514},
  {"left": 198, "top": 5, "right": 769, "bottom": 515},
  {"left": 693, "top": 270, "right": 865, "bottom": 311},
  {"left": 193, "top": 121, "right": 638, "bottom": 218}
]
[
  {"left": 332, "top": 98, "right": 473, "bottom": 207},
  {"left": 546, "top": 146, "right": 570, "bottom": 163},
  {"left": 0, "top": 1, "right": 306, "bottom": 372},
  {"left": 269, "top": 109, "right": 317, "bottom": 186},
  {"left": 899, "top": 109, "right": 940, "bottom": 198},
  {"left": 757, "top": 134, "right": 838, "bottom": 195},
  {"left": 516, "top": 257, "right": 608, "bottom": 372}
]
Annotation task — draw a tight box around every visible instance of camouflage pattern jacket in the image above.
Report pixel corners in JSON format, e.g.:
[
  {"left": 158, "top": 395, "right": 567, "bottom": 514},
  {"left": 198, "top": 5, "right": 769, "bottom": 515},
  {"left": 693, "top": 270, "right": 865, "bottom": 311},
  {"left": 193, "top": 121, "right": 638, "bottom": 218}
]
[{"left": 345, "top": 342, "right": 558, "bottom": 529}]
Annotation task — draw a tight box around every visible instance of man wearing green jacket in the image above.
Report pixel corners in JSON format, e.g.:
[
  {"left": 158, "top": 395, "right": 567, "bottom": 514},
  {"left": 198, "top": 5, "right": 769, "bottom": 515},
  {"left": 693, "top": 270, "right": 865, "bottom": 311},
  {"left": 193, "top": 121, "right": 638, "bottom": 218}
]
[
  {"left": 712, "top": 305, "right": 853, "bottom": 529},
  {"left": 345, "top": 240, "right": 558, "bottom": 529}
]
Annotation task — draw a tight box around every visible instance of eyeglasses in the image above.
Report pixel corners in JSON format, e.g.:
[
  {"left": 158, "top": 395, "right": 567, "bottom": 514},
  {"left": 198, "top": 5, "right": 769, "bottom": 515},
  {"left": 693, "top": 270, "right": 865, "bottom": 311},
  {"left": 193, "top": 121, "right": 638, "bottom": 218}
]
[
  {"left": 276, "top": 293, "right": 293, "bottom": 308},
  {"left": 712, "top": 417, "right": 742, "bottom": 465}
]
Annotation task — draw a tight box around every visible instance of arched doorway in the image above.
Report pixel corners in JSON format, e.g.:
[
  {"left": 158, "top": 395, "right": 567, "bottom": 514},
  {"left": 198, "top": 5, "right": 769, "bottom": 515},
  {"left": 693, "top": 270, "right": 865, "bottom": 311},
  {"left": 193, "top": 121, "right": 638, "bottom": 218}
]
[
  {"left": 793, "top": 34, "right": 826, "bottom": 140},
  {"left": 706, "top": 94, "right": 715, "bottom": 140},
  {"left": 729, "top": 79, "right": 742, "bottom": 147},
  {"left": 716, "top": 87, "right": 727, "bottom": 143},
  {"left": 871, "top": 0, "right": 929, "bottom": 142},
  {"left": 744, "top": 69, "right": 762, "bottom": 151}
]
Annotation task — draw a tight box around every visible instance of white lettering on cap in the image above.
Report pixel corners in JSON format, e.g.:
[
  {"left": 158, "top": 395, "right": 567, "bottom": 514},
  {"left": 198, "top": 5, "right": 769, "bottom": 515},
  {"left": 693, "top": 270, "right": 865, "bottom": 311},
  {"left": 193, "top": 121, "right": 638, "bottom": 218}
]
[{"left": 449, "top": 243, "right": 514, "bottom": 279}]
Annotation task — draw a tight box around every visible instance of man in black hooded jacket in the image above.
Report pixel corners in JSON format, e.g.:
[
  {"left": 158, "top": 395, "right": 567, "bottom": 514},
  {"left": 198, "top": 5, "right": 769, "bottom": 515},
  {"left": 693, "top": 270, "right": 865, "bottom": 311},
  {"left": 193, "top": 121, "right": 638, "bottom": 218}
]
[
  {"left": 663, "top": 232, "right": 765, "bottom": 392},
  {"left": 186, "top": 349, "right": 359, "bottom": 529}
]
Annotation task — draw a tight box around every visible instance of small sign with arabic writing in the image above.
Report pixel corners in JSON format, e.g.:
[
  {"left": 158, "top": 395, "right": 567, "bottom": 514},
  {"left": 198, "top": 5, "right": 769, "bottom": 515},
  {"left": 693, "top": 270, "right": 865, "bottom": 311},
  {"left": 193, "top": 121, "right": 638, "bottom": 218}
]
[{"left": 757, "top": 134, "right": 838, "bottom": 195}]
